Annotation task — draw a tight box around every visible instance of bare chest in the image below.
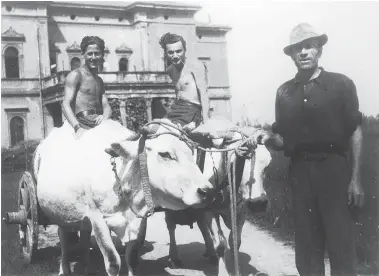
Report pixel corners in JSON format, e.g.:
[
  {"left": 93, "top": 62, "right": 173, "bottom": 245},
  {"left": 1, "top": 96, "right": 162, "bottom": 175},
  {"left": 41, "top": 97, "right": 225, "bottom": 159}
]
[
  {"left": 79, "top": 74, "right": 102, "bottom": 96},
  {"left": 174, "top": 71, "right": 197, "bottom": 92}
]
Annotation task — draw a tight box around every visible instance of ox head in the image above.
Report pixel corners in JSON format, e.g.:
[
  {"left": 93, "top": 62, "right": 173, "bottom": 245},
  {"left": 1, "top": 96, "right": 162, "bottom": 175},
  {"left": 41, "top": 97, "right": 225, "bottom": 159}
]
[
  {"left": 221, "top": 128, "right": 272, "bottom": 213},
  {"left": 107, "top": 119, "right": 215, "bottom": 215}
]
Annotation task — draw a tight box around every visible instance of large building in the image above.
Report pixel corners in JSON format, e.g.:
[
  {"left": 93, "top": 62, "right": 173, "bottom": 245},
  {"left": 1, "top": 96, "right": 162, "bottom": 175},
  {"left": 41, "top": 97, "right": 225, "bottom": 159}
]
[{"left": 1, "top": 1, "right": 231, "bottom": 148}]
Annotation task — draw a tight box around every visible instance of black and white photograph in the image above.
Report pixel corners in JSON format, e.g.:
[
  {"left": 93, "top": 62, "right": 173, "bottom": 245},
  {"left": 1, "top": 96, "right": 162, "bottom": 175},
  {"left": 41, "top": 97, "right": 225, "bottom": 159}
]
[{"left": 1, "top": 1, "right": 378, "bottom": 276}]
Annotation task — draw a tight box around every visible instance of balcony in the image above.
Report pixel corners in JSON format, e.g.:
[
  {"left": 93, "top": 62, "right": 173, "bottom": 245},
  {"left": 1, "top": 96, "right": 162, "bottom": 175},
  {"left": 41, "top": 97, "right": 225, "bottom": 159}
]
[
  {"left": 41, "top": 71, "right": 175, "bottom": 104},
  {"left": 1, "top": 78, "right": 41, "bottom": 96}
]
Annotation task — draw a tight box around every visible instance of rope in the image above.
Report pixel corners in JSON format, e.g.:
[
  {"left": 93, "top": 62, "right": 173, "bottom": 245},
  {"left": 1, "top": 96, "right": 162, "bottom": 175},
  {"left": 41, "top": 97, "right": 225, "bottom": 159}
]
[{"left": 228, "top": 153, "right": 241, "bottom": 276}]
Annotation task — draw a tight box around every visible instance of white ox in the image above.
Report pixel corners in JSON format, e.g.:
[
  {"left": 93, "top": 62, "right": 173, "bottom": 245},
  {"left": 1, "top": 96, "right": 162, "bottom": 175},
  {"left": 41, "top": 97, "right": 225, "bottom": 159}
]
[
  {"left": 158, "top": 122, "right": 272, "bottom": 275},
  {"left": 33, "top": 119, "right": 216, "bottom": 276}
]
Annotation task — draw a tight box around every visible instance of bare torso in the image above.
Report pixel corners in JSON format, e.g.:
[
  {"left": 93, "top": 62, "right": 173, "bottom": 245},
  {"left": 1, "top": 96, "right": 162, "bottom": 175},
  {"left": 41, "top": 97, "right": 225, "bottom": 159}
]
[
  {"left": 73, "top": 67, "right": 103, "bottom": 115},
  {"left": 168, "top": 64, "right": 200, "bottom": 105}
]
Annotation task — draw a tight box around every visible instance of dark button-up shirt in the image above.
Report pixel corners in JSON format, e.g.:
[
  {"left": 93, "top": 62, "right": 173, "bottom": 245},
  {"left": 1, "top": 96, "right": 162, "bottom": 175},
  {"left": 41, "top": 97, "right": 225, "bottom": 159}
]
[{"left": 272, "top": 68, "right": 362, "bottom": 157}]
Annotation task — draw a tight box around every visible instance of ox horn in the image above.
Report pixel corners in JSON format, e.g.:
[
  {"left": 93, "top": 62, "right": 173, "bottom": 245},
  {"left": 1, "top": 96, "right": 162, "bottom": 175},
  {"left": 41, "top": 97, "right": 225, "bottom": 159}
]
[{"left": 140, "top": 124, "right": 160, "bottom": 136}]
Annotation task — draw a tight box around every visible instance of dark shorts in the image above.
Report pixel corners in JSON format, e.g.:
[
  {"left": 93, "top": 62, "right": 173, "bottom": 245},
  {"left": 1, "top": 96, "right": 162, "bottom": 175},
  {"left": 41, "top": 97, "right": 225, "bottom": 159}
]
[
  {"left": 165, "top": 99, "right": 202, "bottom": 127},
  {"left": 76, "top": 110, "right": 102, "bottom": 129}
]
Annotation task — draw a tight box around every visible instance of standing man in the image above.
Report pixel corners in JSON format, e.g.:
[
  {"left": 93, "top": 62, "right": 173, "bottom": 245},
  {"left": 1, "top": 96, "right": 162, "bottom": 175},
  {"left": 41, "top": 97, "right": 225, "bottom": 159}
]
[
  {"left": 61, "top": 36, "right": 112, "bottom": 139},
  {"left": 265, "top": 23, "right": 365, "bottom": 276},
  {"left": 159, "top": 32, "right": 210, "bottom": 130}
]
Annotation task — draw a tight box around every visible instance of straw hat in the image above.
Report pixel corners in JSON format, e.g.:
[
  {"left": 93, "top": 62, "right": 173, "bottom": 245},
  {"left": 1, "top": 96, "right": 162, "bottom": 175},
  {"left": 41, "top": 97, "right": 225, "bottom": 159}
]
[{"left": 284, "top": 23, "right": 328, "bottom": 56}]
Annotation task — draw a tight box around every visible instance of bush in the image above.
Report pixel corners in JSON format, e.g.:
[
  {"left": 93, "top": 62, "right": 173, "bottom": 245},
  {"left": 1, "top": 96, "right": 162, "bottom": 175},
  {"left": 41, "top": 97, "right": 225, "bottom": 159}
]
[{"left": 1, "top": 140, "right": 40, "bottom": 173}]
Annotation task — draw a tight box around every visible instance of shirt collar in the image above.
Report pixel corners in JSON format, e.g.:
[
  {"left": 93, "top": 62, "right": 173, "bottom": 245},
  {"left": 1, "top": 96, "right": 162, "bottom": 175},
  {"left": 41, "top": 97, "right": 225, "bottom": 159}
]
[{"left": 294, "top": 67, "right": 324, "bottom": 84}]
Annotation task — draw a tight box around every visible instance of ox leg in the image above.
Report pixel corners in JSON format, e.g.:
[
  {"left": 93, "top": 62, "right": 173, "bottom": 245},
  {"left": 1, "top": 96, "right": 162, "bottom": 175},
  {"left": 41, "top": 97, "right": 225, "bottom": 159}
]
[
  {"left": 197, "top": 213, "right": 218, "bottom": 265},
  {"left": 214, "top": 215, "right": 229, "bottom": 276},
  {"left": 89, "top": 214, "right": 121, "bottom": 276},
  {"left": 58, "top": 227, "right": 71, "bottom": 275},
  {"left": 125, "top": 240, "right": 140, "bottom": 276},
  {"left": 220, "top": 204, "right": 247, "bottom": 276},
  {"left": 165, "top": 211, "right": 183, "bottom": 268},
  {"left": 222, "top": 205, "right": 245, "bottom": 253},
  {"left": 79, "top": 230, "right": 91, "bottom": 275}
]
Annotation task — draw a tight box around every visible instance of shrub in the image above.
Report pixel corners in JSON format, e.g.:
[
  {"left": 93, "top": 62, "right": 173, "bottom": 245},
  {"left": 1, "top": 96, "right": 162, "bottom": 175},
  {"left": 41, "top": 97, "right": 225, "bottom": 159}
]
[{"left": 1, "top": 140, "right": 40, "bottom": 173}]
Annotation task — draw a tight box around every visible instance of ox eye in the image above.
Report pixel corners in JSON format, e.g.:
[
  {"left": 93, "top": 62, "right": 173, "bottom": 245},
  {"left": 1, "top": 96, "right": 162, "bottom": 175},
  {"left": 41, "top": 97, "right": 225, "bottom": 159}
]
[{"left": 159, "top": 152, "right": 173, "bottom": 160}]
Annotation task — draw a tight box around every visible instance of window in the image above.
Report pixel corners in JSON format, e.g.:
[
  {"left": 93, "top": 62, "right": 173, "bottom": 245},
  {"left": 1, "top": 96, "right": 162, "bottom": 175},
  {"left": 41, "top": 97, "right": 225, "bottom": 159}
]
[
  {"left": 4, "top": 46, "right": 19, "bottom": 78},
  {"left": 70, "top": 57, "right": 81, "bottom": 71},
  {"left": 10, "top": 116, "right": 24, "bottom": 147},
  {"left": 119, "top": 58, "right": 128, "bottom": 71}
]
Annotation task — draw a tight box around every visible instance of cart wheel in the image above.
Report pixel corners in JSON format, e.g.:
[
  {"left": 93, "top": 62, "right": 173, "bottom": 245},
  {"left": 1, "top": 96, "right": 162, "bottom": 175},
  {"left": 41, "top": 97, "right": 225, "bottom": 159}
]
[{"left": 18, "top": 171, "right": 39, "bottom": 264}]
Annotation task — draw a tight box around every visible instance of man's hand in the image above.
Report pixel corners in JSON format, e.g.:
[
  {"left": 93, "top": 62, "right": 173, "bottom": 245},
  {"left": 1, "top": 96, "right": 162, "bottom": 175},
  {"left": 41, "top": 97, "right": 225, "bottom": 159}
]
[
  {"left": 75, "top": 127, "right": 87, "bottom": 140},
  {"left": 94, "top": 115, "right": 104, "bottom": 126},
  {"left": 348, "top": 179, "right": 365, "bottom": 208},
  {"left": 183, "top": 122, "right": 196, "bottom": 132},
  {"left": 235, "top": 145, "right": 254, "bottom": 158}
]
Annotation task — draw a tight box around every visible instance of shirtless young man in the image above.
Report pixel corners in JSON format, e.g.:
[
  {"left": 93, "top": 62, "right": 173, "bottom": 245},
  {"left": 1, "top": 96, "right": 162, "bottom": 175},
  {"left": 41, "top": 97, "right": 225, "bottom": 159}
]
[
  {"left": 62, "top": 36, "right": 112, "bottom": 139},
  {"left": 159, "top": 33, "right": 210, "bottom": 129}
]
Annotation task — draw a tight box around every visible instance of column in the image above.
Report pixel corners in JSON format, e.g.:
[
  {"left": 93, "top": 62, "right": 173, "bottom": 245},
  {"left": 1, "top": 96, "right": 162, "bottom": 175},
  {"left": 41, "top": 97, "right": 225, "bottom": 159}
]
[
  {"left": 37, "top": 19, "right": 50, "bottom": 77},
  {"left": 43, "top": 105, "right": 54, "bottom": 136},
  {"left": 119, "top": 100, "right": 127, "bottom": 127},
  {"left": 145, "top": 98, "right": 152, "bottom": 122},
  {"left": 135, "top": 20, "right": 149, "bottom": 70}
]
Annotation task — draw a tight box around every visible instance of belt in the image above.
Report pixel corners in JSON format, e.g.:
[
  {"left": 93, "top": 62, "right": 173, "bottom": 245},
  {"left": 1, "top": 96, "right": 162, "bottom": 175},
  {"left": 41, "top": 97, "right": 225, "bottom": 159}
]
[
  {"left": 76, "top": 109, "right": 102, "bottom": 118},
  {"left": 176, "top": 98, "right": 201, "bottom": 108},
  {"left": 290, "top": 142, "right": 347, "bottom": 161}
]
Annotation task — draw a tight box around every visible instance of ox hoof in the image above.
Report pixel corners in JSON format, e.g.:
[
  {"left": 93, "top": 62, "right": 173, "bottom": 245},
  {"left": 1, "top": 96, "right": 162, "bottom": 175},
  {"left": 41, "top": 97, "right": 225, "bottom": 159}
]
[{"left": 168, "top": 258, "right": 184, "bottom": 268}]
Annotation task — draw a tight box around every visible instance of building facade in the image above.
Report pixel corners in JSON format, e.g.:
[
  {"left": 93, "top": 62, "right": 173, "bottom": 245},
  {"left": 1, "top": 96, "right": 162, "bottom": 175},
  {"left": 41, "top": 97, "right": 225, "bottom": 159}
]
[{"left": 1, "top": 1, "right": 231, "bottom": 148}]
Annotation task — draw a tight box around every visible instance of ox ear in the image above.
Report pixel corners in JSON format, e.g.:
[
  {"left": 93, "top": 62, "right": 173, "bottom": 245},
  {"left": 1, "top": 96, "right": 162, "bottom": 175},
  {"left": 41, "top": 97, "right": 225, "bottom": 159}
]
[
  {"left": 105, "top": 147, "right": 119, "bottom": 158},
  {"left": 109, "top": 140, "right": 139, "bottom": 160}
]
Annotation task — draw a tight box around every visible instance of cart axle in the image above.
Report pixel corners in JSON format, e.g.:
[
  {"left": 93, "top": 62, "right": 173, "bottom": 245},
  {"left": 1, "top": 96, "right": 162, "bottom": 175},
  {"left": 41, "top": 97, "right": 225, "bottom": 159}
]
[{"left": 3, "top": 206, "right": 27, "bottom": 225}]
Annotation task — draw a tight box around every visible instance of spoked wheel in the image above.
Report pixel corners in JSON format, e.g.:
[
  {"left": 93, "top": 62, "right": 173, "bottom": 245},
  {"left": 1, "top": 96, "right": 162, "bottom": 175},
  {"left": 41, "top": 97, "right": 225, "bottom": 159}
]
[{"left": 17, "top": 171, "right": 39, "bottom": 264}]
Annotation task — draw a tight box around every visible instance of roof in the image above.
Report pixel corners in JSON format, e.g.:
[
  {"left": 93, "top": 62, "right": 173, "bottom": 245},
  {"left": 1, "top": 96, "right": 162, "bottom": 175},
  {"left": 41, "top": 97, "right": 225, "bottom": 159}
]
[
  {"left": 49, "top": 1, "right": 201, "bottom": 12},
  {"left": 196, "top": 23, "right": 232, "bottom": 33}
]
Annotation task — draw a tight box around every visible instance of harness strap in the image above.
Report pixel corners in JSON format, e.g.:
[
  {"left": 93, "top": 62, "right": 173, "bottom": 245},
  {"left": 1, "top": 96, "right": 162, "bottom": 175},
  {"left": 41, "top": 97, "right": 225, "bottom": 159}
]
[{"left": 138, "top": 137, "right": 155, "bottom": 218}]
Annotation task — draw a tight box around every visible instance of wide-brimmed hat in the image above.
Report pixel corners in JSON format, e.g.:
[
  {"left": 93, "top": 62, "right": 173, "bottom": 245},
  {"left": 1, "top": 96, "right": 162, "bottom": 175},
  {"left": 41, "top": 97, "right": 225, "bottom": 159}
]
[{"left": 284, "top": 23, "right": 328, "bottom": 56}]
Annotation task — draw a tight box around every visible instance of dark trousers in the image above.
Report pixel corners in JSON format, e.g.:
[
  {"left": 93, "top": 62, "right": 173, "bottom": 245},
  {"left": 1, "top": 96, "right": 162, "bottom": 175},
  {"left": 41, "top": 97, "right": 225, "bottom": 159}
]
[{"left": 289, "top": 153, "right": 357, "bottom": 276}]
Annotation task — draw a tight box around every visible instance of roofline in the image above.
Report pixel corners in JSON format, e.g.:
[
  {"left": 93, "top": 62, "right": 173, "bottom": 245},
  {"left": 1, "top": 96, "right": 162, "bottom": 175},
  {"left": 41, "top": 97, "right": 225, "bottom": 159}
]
[
  {"left": 196, "top": 24, "right": 232, "bottom": 33},
  {"left": 48, "top": 1, "right": 202, "bottom": 12},
  {"left": 48, "top": 1, "right": 127, "bottom": 11},
  {"left": 125, "top": 1, "right": 202, "bottom": 12}
]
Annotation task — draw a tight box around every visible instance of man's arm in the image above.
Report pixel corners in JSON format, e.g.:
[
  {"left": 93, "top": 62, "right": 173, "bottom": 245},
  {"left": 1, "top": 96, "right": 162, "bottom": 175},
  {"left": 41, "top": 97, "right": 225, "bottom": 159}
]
[
  {"left": 348, "top": 125, "right": 365, "bottom": 208},
  {"left": 343, "top": 77, "right": 365, "bottom": 208},
  {"left": 264, "top": 89, "right": 285, "bottom": 151},
  {"left": 100, "top": 78, "right": 112, "bottom": 119},
  {"left": 191, "top": 67, "right": 210, "bottom": 122},
  {"left": 350, "top": 125, "right": 363, "bottom": 183},
  {"left": 264, "top": 133, "right": 284, "bottom": 151},
  {"left": 61, "top": 70, "right": 81, "bottom": 129}
]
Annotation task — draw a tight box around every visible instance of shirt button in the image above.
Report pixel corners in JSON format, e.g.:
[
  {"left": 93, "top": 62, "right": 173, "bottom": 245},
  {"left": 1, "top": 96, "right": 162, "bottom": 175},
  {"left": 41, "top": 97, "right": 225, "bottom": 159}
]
[{"left": 304, "top": 99, "right": 308, "bottom": 102}]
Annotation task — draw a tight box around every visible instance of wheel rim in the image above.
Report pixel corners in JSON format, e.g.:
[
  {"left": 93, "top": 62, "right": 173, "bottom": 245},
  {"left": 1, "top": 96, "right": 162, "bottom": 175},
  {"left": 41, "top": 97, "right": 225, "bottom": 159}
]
[{"left": 17, "top": 172, "right": 38, "bottom": 264}]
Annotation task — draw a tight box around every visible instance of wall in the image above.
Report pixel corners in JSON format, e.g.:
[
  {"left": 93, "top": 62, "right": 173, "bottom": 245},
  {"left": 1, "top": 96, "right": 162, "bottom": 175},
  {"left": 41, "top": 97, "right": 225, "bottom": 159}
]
[
  {"left": 48, "top": 6, "right": 143, "bottom": 72},
  {"left": 1, "top": 96, "right": 43, "bottom": 147},
  {"left": 1, "top": 2, "right": 48, "bottom": 78}
]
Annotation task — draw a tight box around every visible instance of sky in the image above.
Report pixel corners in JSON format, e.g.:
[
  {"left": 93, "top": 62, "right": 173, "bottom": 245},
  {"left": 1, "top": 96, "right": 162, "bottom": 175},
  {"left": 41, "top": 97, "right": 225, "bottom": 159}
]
[{"left": 194, "top": 0, "right": 379, "bottom": 124}]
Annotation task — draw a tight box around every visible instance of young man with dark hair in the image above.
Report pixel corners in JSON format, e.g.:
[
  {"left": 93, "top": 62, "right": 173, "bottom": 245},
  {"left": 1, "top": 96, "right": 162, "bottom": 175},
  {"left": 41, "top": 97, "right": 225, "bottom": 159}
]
[
  {"left": 62, "top": 36, "right": 112, "bottom": 139},
  {"left": 159, "top": 32, "right": 210, "bottom": 130}
]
